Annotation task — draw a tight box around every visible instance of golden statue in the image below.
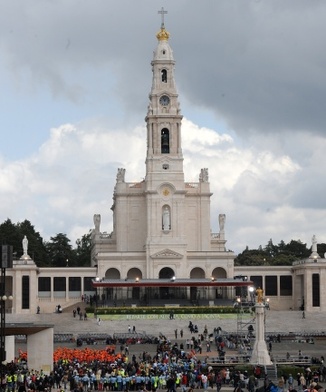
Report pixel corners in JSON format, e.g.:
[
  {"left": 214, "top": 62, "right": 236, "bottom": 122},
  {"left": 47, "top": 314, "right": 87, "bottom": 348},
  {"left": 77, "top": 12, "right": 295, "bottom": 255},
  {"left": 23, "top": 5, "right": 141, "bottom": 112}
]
[{"left": 256, "top": 287, "right": 264, "bottom": 303}]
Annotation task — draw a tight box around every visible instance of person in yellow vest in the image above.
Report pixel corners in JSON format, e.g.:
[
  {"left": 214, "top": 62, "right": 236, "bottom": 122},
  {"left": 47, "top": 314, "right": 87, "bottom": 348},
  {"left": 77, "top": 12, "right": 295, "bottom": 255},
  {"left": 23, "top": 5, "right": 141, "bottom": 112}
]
[
  {"left": 13, "top": 373, "right": 18, "bottom": 391},
  {"left": 152, "top": 375, "right": 159, "bottom": 392},
  {"left": 7, "top": 374, "right": 13, "bottom": 392}
]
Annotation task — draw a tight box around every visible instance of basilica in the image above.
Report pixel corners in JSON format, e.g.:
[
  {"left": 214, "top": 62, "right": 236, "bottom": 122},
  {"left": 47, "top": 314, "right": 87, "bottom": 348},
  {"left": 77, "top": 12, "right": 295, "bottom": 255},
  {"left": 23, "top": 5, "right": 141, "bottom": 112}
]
[
  {"left": 90, "top": 17, "right": 236, "bottom": 305},
  {"left": 3, "top": 14, "right": 326, "bottom": 315}
]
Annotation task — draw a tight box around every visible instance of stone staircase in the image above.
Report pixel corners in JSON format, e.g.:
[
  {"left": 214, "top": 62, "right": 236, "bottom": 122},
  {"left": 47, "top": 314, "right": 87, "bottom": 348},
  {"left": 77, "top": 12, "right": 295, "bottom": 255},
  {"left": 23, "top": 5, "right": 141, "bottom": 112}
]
[
  {"left": 264, "top": 364, "right": 278, "bottom": 383},
  {"left": 62, "top": 301, "right": 85, "bottom": 313}
]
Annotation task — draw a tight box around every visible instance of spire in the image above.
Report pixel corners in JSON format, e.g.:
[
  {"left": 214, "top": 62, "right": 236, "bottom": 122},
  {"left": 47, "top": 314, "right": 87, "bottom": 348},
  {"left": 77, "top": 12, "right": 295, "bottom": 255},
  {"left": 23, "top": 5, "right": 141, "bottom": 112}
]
[{"left": 156, "top": 7, "right": 170, "bottom": 41}]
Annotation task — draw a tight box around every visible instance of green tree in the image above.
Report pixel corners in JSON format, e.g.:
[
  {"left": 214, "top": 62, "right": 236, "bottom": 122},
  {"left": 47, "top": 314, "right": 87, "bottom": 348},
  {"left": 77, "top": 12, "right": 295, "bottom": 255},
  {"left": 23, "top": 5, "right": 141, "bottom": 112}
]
[
  {"left": 0, "top": 218, "right": 21, "bottom": 252},
  {"left": 235, "top": 247, "right": 268, "bottom": 266},
  {"left": 45, "top": 233, "right": 75, "bottom": 267},
  {"left": 0, "top": 219, "right": 50, "bottom": 266},
  {"left": 74, "top": 231, "right": 92, "bottom": 267},
  {"left": 317, "top": 243, "right": 326, "bottom": 258},
  {"left": 264, "top": 238, "right": 278, "bottom": 258},
  {"left": 278, "top": 240, "right": 286, "bottom": 252},
  {"left": 235, "top": 238, "right": 312, "bottom": 266},
  {"left": 271, "top": 253, "right": 296, "bottom": 266},
  {"left": 284, "top": 240, "right": 309, "bottom": 259}
]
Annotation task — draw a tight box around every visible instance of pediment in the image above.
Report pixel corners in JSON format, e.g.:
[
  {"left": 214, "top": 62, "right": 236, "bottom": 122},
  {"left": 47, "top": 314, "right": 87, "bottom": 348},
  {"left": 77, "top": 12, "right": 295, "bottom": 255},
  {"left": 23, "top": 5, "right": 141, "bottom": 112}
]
[{"left": 151, "top": 249, "right": 183, "bottom": 259}]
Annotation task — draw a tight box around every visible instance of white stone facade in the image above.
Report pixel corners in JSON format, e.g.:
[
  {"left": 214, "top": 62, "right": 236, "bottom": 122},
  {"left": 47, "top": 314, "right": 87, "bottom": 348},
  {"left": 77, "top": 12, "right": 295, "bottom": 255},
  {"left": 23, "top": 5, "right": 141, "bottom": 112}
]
[
  {"left": 91, "top": 25, "right": 234, "bottom": 292},
  {"left": 4, "top": 22, "right": 326, "bottom": 315}
]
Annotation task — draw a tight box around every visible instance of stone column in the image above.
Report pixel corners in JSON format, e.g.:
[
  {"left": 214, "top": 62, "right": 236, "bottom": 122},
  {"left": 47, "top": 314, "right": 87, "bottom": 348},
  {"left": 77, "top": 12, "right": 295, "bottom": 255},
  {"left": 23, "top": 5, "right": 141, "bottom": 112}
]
[
  {"left": 5, "top": 336, "right": 15, "bottom": 362},
  {"left": 27, "top": 328, "right": 53, "bottom": 374},
  {"left": 250, "top": 303, "right": 272, "bottom": 365}
]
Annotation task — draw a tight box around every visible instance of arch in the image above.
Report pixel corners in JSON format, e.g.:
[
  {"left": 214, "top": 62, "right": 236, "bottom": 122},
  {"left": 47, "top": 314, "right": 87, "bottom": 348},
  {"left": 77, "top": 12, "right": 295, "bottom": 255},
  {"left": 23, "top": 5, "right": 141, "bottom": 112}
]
[
  {"left": 212, "top": 267, "right": 228, "bottom": 300},
  {"left": 190, "top": 267, "right": 205, "bottom": 279},
  {"left": 159, "top": 267, "right": 177, "bottom": 300},
  {"left": 159, "top": 267, "right": 175, "bottom": 279},
  {"left": 105, "top": 268, "right": 120, "bottom": 279},
  {"left": 161, "top": 128, "right": 170, "bottom": 154},
  {"left": 127, "top": 268, "right": 142, "bottom": 280},
  {"left": 212, "top": 267, "right": 227, "bottom": 279},
  {"left": 161, "top": 69, "right": 167, "bottom": 83}
]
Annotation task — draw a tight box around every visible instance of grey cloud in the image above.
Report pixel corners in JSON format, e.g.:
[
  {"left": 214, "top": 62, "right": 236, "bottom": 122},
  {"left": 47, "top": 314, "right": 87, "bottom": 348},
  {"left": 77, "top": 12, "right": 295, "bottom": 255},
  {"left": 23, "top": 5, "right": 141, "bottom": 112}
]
[{"left": 3, "top": 1, "right": 326, "bottom": 136}]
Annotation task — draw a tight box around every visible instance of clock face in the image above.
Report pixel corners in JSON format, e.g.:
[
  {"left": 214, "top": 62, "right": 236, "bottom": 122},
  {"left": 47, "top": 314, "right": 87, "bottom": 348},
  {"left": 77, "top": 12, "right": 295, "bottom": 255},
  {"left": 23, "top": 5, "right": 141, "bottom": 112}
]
[{"left": 159, "top": 95, "right": 170, "bottom": 106}]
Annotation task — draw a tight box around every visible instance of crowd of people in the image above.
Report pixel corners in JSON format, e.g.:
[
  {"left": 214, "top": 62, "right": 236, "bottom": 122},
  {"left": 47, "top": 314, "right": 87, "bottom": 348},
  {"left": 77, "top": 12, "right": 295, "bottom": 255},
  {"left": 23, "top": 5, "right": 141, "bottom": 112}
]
[
  {"left": 2, "top": 345, "right": 325, "bottom": 392},
  {"left": 1, "top": 320, "right": 325, "bottom": 392}
]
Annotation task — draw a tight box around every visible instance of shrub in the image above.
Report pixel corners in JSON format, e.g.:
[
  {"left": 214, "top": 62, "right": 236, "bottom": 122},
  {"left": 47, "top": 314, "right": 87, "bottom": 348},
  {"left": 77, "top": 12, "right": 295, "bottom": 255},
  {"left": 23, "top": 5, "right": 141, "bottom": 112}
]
[{"left": 88, "top": 305, "right": 241, "bottom": 316}]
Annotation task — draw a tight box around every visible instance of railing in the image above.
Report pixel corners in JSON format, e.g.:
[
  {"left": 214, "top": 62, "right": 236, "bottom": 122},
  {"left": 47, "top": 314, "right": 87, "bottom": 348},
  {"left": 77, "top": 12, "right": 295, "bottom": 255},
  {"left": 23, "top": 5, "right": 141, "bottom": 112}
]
[
  {"left": 185, "top": 183, "right": 199, "bottom": 188},
  {"left": 272, "top": 355, "right": 311, "bottom": 364},
  {"left": 208, "top": 354, "right": 251, "bottom": 364},
  {"left": 293, "top": 258, "right": 325, "bottom": 266}
]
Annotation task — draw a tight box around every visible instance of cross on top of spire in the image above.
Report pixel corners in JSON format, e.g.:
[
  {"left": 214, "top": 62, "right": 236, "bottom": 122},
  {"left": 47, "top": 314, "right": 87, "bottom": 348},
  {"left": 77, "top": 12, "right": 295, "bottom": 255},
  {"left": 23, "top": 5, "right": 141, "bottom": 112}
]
[{"left": 158, "top": 7, "right": 167, "bottom": 28}]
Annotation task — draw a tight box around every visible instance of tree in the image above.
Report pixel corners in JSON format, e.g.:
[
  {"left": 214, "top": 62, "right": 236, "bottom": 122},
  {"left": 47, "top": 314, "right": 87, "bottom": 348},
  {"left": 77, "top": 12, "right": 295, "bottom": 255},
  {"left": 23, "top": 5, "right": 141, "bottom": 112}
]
[
  {"left": 317, "top": 243, "right": 326, "bottom": 258},
  {"left": 284, "top": 240, "right": 310, "bottom": 259},
  {"left": 271, "top": 254, "right": 296, "bottom": 266},
  {"left": 74, "top": 231, "right": 92, "bottom": 267},
  {"left": 0, "top": 219, "right": 50, "bottom": 266},
  {"left": 264, "top": 238, "right": 278, "bottom": 258},
  {"left": 235, "top": 238, "right": 312, "bottom": 266},
  {"left": 278, "top": 240, "right": 286, "bottom": 252},
  {"left": 235, "top": 248, "right": 268, "bottom": 266},
  {"left": 0, "top": 218, "right": 21, "bottom": 253},
  {"left": 45, "top": 233, "right": 75, "bottom": 267}
]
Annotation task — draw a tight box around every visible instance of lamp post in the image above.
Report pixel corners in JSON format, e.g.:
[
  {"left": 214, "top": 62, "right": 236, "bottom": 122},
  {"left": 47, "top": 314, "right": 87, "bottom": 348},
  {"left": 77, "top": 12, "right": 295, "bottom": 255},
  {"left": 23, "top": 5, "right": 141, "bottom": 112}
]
[
  {"left": 250, "top": 289, "right": 272, "bottom": 365},
  {"left": 248, "top": 286, "right": 255, "bottom": 304},
  {"left": 0, "top": 269, "right": 6, "bottom": 370},
  {"left": 0, "top": 245, "right": 13, "bottom": 383}
]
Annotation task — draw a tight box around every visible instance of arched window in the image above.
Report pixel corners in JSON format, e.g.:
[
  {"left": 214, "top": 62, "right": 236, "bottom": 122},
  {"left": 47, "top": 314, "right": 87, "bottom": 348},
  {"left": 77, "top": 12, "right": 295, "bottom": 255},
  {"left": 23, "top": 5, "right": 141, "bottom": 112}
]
[
  {"left": 161, "top": 69, "right": 167, "bottom": 83},
  {"left": 161, "top": 128, "right": 170, "bottom": 153}
]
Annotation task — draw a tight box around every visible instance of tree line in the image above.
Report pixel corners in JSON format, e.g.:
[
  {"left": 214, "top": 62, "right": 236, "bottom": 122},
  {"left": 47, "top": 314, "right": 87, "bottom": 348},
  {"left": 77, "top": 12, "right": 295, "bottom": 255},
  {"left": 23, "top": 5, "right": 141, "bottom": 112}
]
[
  {"left": 0, "top": 219, "right": 91, "bottom": 267},
  {"left": 0, "top": 218, "right": 324, "bottom": 267},
  {"left": 235, "top": 238, "right": 326, "bottom": 266}
]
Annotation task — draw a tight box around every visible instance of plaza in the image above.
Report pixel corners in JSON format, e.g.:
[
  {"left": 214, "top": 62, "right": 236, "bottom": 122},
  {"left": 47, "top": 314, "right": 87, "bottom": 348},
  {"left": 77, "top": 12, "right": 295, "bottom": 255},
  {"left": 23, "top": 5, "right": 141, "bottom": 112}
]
[{"left": 7, "top": 308, "right": 326, "bottom": 359}]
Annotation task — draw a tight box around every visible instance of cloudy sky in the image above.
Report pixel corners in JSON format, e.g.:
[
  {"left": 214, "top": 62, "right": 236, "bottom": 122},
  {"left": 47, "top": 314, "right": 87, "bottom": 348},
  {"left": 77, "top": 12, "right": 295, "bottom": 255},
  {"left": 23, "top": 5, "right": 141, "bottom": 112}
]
[{"left": 0, "top": 0, "right": 325, "bottom": 254}]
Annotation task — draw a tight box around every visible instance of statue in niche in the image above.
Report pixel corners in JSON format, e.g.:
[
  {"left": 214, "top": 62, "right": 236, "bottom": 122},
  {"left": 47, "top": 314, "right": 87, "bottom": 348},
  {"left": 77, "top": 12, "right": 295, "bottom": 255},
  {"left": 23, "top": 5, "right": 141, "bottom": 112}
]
[
  {"left": 162, "top": 206, "right": 170, "bottom": 231},
  {"left": 116, "top": 168, "right": 126, "bottom": 183},
  {"left": 22, "top": 235, "right": 28, "bottom": 256},
  {"left": 94, "top": 214, "right": 101, "bottom": 233},
  {"left": 199, "top": 168, "right": 209, "bottom": 182},
  {"left": 219, "top": 214, "right": 226, "bottom": 232}
]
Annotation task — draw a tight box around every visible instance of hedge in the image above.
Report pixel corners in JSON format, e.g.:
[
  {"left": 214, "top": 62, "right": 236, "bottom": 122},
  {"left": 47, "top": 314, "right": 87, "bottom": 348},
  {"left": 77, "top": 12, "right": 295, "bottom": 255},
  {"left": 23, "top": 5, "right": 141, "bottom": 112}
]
[{"left": 86, "top": 305, "right": 251, "bottom": 316}]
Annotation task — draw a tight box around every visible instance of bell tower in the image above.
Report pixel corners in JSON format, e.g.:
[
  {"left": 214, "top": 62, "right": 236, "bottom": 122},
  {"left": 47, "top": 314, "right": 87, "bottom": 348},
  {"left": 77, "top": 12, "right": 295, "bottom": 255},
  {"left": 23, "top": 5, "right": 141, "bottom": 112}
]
[
  {"left": 144, "top": 8, "right": 187, "bottom": 277},
  {"left": 145, "top": 8, "right": 184, "bottom": 186},
  {"left": 92, "top": 8, "right": 234, "bottom": 289}
]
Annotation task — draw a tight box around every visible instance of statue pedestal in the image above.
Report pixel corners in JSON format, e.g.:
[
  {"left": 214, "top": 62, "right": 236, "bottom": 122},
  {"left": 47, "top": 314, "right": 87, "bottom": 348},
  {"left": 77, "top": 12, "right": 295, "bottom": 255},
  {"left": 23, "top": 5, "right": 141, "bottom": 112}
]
[{"left": 250, "top": 303, "right": 272, "bottom": 365}]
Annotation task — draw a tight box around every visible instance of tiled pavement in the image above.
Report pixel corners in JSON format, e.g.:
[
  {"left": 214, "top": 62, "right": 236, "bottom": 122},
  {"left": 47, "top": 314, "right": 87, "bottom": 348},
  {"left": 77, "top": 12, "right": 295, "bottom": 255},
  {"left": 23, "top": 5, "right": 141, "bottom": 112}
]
[{"left": 7, "top": 308, "right": 326, "bottom": 358}]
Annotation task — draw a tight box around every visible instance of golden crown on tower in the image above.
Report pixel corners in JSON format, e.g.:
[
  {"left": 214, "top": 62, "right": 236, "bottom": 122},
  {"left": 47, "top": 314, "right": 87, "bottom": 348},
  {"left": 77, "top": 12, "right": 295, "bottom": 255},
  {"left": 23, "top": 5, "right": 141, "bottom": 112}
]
[{"left": 156, "top": 27, "right": 170, "bottom": 41}]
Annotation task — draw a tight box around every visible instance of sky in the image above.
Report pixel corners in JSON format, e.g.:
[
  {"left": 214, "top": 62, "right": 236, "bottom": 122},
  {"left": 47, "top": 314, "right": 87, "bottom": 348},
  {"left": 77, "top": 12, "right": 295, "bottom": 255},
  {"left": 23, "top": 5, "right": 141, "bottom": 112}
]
[{"left": 0, "top": 0, "right": 326, "bottom": 255}]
